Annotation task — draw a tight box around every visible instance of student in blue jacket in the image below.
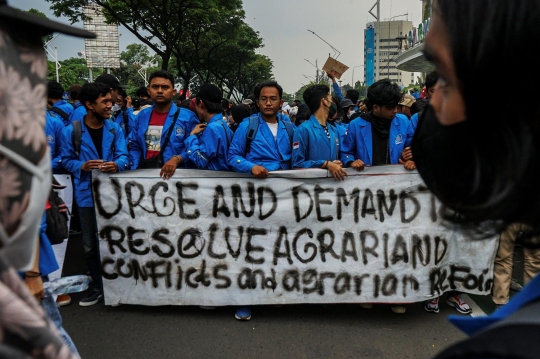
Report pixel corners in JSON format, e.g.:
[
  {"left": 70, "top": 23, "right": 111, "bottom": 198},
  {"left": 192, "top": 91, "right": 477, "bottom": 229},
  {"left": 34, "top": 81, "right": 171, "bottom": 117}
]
[
  {"left": 112, "top": 88, "right": 135, "bottom": 138},
  {"left": 60, "top": 82, "right": 130, "bottom": 307},
  {"left": 292, "top": 84, "right": 348, "bottom": 181},
  {"left": 128, "top": 70, "right": 199, "bottom": 178},
  {"left": 45, "top": 112, "right": 64, "bottom": 173},
  {"left": 185, "top": 84, "right": 232, "bottom": 170},
  {"left": 228, "top": 80, "right": 295, "bottom": 179},
  {"left": 341, "top": 79, "right": 415, "bottom": 172},
  {"left": 227, "top": 80, "right": 293, "bottom": 321},
  {"left": 67, "top": 84, "right": 87, "bottom": 124},
  {"left": 47, "top": 81, "right": 74, "bottom": 126}
]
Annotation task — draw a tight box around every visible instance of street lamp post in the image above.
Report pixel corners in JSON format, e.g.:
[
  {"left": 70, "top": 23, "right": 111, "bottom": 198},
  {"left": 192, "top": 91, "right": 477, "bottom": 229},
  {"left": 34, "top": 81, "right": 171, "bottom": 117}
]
[
  {"left": 304, "top": 59, "right": 320, "bottom": 83},
  {"left": 351, "top": 65, "right": 364, "bottom": 88},
  {"left": 386, "top": 14, "right": 408, "bottom": 80}
]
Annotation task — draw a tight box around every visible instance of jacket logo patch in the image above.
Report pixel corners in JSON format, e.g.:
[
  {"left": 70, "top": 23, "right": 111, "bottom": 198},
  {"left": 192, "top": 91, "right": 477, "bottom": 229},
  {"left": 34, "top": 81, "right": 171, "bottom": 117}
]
[
  {"left": 176, "top": 127, "right": 184, "bottom": 137},
  {"left": 46, "top": 135, "right": 54, "bottom": 143},
  {"left": 395, "top": 134, "right": 403, "bottom": 145},
  {"left": 293, "top": 141, "right": 299, "bottom": 149}
]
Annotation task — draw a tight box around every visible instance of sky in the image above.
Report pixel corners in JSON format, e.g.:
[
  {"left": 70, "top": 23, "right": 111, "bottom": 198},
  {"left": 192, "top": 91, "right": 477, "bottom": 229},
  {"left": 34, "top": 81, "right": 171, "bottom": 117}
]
[{"left": 14, "top": 0, "right": 422, "bottom": 94}]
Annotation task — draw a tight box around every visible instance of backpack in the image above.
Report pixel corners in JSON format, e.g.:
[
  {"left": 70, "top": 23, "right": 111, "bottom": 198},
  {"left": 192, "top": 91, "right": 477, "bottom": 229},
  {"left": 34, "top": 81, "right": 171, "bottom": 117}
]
[
  {"left": 244, "top": 115, "right": 294, "bottom": 156},
  {"left": 45, "top": 184, "right": 69, "bottom": 245},
  {"left": 49, "top": 107, "right": 70, "bottom": 122}
]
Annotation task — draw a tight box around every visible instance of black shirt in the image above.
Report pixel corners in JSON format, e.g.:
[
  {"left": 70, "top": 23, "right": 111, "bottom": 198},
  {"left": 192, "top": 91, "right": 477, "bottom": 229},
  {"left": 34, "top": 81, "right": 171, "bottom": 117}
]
[
  {"left": 371, "top": 125, "right": 389, "bottom": 165},
  {"left": 362, "top": 112, "right": 391, "bottom": 166},
  {"left": 87, "top": 126, "right": 104, "bottom": 159}
]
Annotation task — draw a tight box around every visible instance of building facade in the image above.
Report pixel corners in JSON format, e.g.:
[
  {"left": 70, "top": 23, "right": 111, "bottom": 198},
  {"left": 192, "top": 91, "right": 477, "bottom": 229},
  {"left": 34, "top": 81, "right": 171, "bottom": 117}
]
[{"left": 364, "top": 20, "right": 416, "bottom": 87}]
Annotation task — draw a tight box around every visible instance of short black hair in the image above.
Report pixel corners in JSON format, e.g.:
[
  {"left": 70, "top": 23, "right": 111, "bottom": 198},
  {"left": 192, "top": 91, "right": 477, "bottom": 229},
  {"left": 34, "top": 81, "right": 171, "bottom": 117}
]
[
  {"left": 366, "top": 79, "right": 402, "bottom": 108},
  {"left": 48, "top": 81, "right": 64, "bottom": 100},
  {"left": 79, "top": 82, "right": 110, "bottom": 110},
  {"left": 197, "top": 98, "right": 222, "bottom": 115},
  {"left": 254, "top": 80, "right": 283, "bottom": 99},
  {"left": 118, "top": 88, "right": 127, "bottom": 99},
  {"left": 332, "top": 94, "right": 343, "bottom": 120},
  {"left": 303, "top": 84, "right": 330, "bottom": 114},
  {"left": 425, "top": 71, "right": 439, "bottom": 90},
  {"left": 135, "top": 86, "right": 150, "bottom": 98},
  {"left": 148, "top": 70, "right": 175, "bottom": 87},
  {"left": 346, "top": 89, "right": 360, "bottom": 105}
]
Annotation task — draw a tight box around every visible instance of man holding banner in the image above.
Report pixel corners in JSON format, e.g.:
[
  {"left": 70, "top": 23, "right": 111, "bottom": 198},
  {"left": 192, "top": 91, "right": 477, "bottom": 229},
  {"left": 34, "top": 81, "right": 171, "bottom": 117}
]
[
  {"left": 292, "top": 84, "right": 348, "bottom": 181},
  {"left": 228, "top": 81, "right": 295, "bottom": 179},
  {"left": 61, "top": 82, "right": 130, "bottom": 306}
]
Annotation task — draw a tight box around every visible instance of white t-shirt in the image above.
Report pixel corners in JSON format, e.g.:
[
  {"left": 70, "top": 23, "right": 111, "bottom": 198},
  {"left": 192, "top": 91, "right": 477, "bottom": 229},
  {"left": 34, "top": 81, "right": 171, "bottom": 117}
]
[{"left": 266, "top": 122, "right": 278, "bottom": 140}]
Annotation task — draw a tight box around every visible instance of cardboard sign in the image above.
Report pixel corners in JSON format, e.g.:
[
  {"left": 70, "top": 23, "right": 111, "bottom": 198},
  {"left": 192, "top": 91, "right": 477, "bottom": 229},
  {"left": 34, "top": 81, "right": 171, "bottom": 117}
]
[
  {"left": 93, "top": 167, "right": 498, "bottom": 306},
  {"left": 322, "top": 56, "right": 349, "bottom": 79}
]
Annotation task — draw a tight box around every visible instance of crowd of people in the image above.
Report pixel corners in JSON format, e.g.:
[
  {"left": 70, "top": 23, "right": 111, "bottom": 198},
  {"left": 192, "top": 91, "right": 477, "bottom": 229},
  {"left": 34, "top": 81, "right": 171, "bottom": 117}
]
[
  {"left": 3, "top": 0, "right": 540, "bottom": 357},
  {"left": 42, "top": 65, "right": 540, "bottom": 324}
]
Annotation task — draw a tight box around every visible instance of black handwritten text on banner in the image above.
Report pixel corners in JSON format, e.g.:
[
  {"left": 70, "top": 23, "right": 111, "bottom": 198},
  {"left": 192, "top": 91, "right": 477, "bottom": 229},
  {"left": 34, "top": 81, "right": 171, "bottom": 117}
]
[{"left": 92, "top": 168, "right": 498, "bottom": 306}]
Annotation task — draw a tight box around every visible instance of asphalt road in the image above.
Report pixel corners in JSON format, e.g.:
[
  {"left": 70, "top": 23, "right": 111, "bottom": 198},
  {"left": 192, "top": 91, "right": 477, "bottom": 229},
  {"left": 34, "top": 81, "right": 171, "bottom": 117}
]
[{"left": 59, "top": 234, "right": 468, "bottom": 359}]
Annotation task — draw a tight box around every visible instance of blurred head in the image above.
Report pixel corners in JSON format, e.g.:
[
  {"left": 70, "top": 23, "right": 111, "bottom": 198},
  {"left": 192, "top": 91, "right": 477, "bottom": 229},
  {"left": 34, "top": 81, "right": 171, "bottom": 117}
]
[
  {"left": 148, "top": 70, "right": 176, "bottom": 106},
  {"left": 47, "top": 80, "right": 64, "bottom": 105},
  {"left": 367, "top": 79, "right": 401, "bottom": 120},
  {"left": 346, "top": 89, "right": 360, "bottom": 105},
  {"left": 254, "top": 81, "right": 283, "bottom": 118},
  {"left": 80, "top": 82, "right": 113, "bottom": 121},
  {"left": 230, "top": 105, "right": 252, "bottom": 125},
  {"left": 94, "top": 74, "right": 125, "bottom": 104},
  {"left": 414, "top": 0, "right": 540, "bottom": 242},
  {"left": 68, "top": 84, "right": 82, "bottom": 102},
  {"left": 195, "top": 84, "right": 223, "bottom": 120},
  {"left": 424, "top": 71, "right": 439, "bottom": 99},
  {"left": 135, "top": 86, "right": 150, "bottom": 101}
]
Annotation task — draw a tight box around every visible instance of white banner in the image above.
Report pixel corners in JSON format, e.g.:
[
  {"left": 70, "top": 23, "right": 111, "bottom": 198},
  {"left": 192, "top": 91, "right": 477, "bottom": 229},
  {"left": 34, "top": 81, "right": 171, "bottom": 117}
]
[{"left": 93, "top": 167, "right": 498, "bottom": 306}]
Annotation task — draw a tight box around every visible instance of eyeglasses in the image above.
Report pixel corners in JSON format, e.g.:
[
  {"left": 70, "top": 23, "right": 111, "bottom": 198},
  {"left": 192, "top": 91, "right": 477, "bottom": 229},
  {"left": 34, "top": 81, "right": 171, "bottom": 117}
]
[{"left": 258, "top": 97, "right": 280, "bottom": 104}]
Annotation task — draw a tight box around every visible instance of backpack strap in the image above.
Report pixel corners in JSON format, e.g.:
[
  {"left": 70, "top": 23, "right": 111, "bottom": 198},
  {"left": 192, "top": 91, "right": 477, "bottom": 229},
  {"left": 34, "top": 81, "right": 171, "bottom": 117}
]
[
  {"left": 49, "top": 107, "right": 70, "bottom": 121},
  {"left": 158, "top": 107, "right": 181, "bottom": 165},
  {"left": 245, "top": 114, "right": 260, "bottom": 156},
  {"left": 122, "top": 110, "right": 129, "bottom": 134},
  {"left": 282, "top": 119, "right": 294, "bottom": 147},
  {"left": 218, "top": 120, "right": 231, "bottom": 149},
  {"left": 72, "top": 120, "right": 82, "bottom": 159}
]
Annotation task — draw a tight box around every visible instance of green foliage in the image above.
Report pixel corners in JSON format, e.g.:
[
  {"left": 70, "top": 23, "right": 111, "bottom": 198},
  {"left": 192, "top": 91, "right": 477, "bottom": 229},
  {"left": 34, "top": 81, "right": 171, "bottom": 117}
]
[
  {"left": 47, "top": 57, "right": 90, "bottom": 89},
  {"left": 46, "top": 0, "right": 272, "bottom": 100}
]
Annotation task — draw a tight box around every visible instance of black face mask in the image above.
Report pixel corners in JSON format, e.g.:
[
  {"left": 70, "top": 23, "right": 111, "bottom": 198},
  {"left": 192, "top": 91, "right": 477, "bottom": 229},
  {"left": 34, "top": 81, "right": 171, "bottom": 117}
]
[
  {"left": 326, "top": 100, "right": 337, "bottom": 119},
  {"left": 412, "top": 105, "right": 478, "bottom": 210}
]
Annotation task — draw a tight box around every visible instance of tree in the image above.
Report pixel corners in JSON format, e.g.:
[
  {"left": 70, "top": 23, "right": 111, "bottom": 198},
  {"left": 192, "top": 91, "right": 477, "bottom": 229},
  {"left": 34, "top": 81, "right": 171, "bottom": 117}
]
[
  {"left": 47, "top": 0, "right": 270, "bottom": 100},
  {"left": 26, "top": 8, "right": 54, "bottom": 45},
  {"left": 47, "top": 57, "right": 89, "bottom": 89},
  {"left": 120, "top": 43, "right": 152, "bottom": 67}
]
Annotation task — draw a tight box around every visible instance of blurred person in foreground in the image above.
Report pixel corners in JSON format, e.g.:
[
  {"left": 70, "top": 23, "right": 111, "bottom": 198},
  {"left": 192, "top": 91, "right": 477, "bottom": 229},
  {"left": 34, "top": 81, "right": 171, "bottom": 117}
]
[
  {"left": 0, "top": 1, "right": 94, "bottom": 357},
  {"left": 412, "top": 1, "right": 540, "bottom": 358}
]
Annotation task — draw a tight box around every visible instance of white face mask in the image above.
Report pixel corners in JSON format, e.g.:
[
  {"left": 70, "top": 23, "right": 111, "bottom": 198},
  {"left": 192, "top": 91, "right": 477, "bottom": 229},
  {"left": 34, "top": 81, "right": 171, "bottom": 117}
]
[
  {"left": 0, "top": 145, "right": 51, "bottom": 271},
  {"left": 347, "top": 109, "right": 356, "bottom": 118},
  {"left": 112, "top": 104, "right": 122, "bottom": 112}
]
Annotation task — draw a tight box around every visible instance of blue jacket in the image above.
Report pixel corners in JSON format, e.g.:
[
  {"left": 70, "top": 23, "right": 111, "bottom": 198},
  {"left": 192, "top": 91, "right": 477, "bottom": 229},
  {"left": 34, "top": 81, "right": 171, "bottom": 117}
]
[
  {"left": 341, "top": 113, "right": 414, "bottom": 166},
  {"left": 332, "top": 82, "right": 345, "bottom": 100},
  {"left": 50, "top": 100, "right": 74, "bottom": 126},
  {"left": 45, "top": 112, "right": 64, "bottom": 173},
  {"left": 128, "top": 103, "right": 199, "bottom": 169},
  {"left": 113, "top": 107, "right": 135, "bottom": 138},
  {"left": 228, "top": 113, "right": 294, "bottom": 173},
  {"left": 68, "top": 102, "right": 87, "bottom": 124},
  {"left": 184, "top": 113, "right": 233, "bottom": 171},
  {"left": 410, "top": 112, "right": 419, "bottom": 132},
  {"left": 39, "top": 213, "right": 59, "bottom": 277},
  {"left": 293, "top": 115, "right": 341, "bottom": 169},
  {"left": 61, "top": 119, "right": 130, "bottom": 207}
]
